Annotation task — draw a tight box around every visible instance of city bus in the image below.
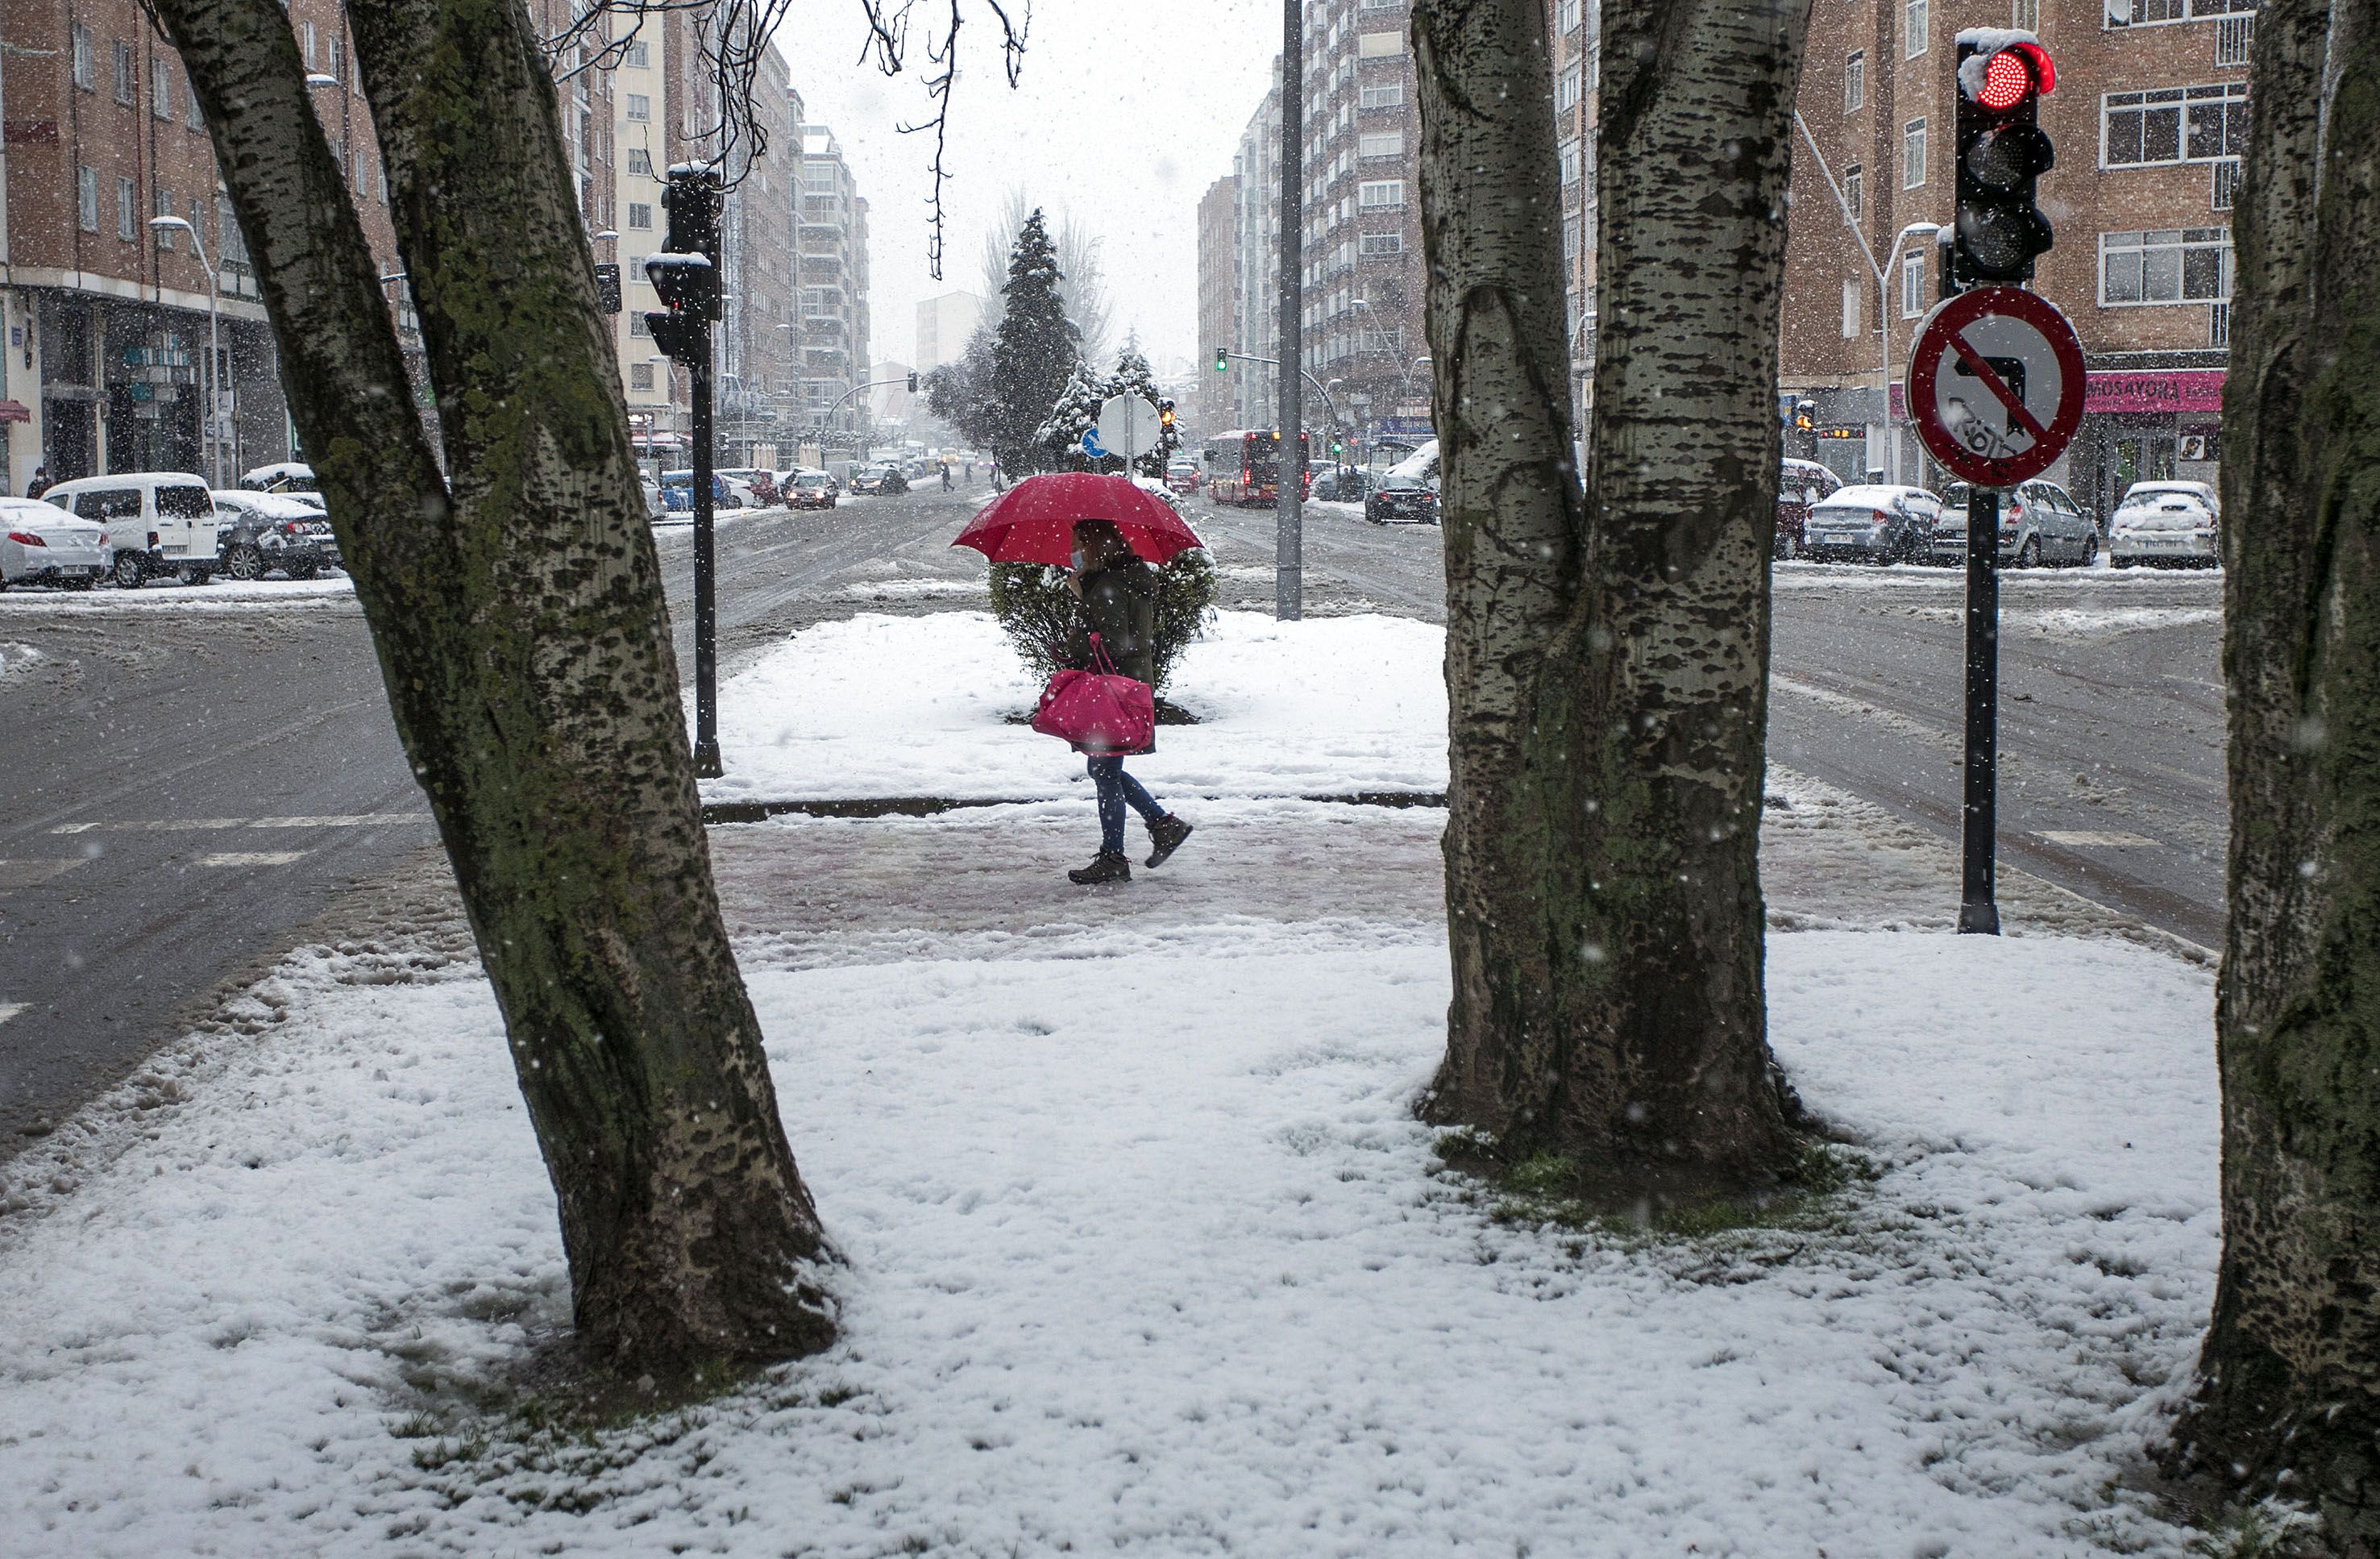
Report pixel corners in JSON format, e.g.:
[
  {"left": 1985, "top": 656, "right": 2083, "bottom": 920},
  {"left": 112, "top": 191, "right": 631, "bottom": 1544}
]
[{"left": 1202, "top": 430, "right": 1311, "bottom": 506}]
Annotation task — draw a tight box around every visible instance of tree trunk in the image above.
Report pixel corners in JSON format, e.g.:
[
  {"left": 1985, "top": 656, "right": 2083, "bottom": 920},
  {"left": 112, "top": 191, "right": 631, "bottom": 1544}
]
[
  {"left": 156, "top": 0, "right": 837, "bottom": 1381},
  {"left": 2175, "top": 0, "right": 2380, "bottom": 1539},
  {"left": 1413, "top": 0, "right": 1807, "bottom": 1204}
]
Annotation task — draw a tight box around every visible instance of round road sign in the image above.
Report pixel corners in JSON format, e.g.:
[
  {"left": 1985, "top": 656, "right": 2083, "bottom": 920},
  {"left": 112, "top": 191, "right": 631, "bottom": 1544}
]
[
  {"left": 1095, "top": 393, "right": 1161, "bottom": 461},
  {"left": 1904, "top": 286, "right": 2085, "bottom": 488}
]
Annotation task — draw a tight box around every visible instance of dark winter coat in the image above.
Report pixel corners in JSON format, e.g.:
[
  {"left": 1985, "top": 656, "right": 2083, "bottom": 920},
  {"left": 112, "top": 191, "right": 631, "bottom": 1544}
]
[{"left": 1070, "top": 557, "right": 1157, "bottom": 688}]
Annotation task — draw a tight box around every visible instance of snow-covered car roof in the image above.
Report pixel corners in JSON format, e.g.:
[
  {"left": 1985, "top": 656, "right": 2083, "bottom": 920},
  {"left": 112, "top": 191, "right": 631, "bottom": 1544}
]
[
  {"left": 213, "top": 490, "right": 326, "bottom": 522},
  {"left": 2121, "top": 480, "right": 2216, "bottom": 508},
  {"left": 1386, "top": 439, "right": 1438, "bottom": 480},
  {"left": 0, "top": 496, "right": 99, "bottom": 530},
  {"left": 1820, "top": 484, "right": 1935, "bottom": 506},
  {"left": 239, "top": 461, "right": 316, "bottom": 490}
]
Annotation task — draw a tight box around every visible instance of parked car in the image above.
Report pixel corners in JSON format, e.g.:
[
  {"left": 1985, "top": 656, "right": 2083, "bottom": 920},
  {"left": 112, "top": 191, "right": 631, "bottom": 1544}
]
[
  {"left": 1929, "top": 478, "right": 2100, "bottom": 567},
  {"left": 0, "top": 496, "right": 107, "bottom": 590},
  {"left": 787, "top": 470, "right": 838, "bottom": 510},
  {"left": 210, "top": 490, "right": 341, "bottom": 580},
  {"left": 1311, "top": 467, "right": 1375, "bottom": 502},
  {"left": 2108, "top": 490, "right": 2219, "bottom": 568},
  {"left": 716, "top": 467, "right": 779, "bottom": 506},
  {"left": 658, "top": 471, "right": 746, "bottom": 511},
  {"left": 1801, "top": 484, "right": 1943, "bottom": 563},
  {"left": 1365, "top": 472, "right": 1439, "bottom": 526},
  {"left": 2118, "top": 479, "right": 2219, "bottom": 521},
  {"left": 1387, "top": 439, "right": 1439, "bottom": 485},
  {"left": 641, "top": 476, "right": 667, "bottom": 522},
  {"left": 1165, "top": 460, "right": 1200, "bottom": 496},
  {"left": 44, "top": 472, "right": 222, "bottom": 587},
  {"left": 238, "top": 461, "right": 318, "bottom": 494},
  {"left": 1774, "top": 458, "right": 1844, "bottom": 560}
]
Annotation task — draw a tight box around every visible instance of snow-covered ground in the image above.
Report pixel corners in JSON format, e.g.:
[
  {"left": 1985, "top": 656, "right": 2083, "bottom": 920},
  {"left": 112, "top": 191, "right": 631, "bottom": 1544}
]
[
  {"left": 0, "top": 576, "right": 355, "bottom": 612},
  {"left": 1772, "top": 559, "right": 2220, "bottom": 590},
  {"left": 0, "top": 911, "right": 2219, "bottom": 1557},
  {"left": 702, "top": 609, "right": 1447, "bottom": 805}
]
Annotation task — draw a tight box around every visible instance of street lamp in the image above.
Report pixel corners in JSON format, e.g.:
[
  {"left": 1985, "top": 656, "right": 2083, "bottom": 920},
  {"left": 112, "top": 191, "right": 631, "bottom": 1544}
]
[
  {"left": 302, "top": 73, "right": 338, "bottom": 89},
  {"left": 148, "top": 215, "right": 222, "bottom": 487},
  {"left": 1878, "top": 221, "right": 1942, "bottom": 480}
]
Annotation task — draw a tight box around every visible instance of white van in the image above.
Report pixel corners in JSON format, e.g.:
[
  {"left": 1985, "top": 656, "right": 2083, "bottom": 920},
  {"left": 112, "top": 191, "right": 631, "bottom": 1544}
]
[{"left": 43, "top": 472, "right": 223, "bottom": 588}]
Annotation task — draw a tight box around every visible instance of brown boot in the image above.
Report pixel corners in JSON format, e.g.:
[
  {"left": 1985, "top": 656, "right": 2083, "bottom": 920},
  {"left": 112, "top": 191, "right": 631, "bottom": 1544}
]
[
  {"left": 1144, "top": 814, "right": 1194, "bottom": 869},
  {"left": 1068, "top": 851, "right": 1132, "bottom": 885}
]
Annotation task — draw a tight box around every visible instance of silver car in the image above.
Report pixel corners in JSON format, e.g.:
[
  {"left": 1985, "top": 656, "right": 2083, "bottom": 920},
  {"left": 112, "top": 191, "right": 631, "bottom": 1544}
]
[
  {"left": 0, "top": 497, "right": 107, "bottom": 589},
  {"left": 1929, "top": 479, "right": 2099, "bottom": 567},
  {"left": 1802, "top": 484, "right": 1943, "bottom": 563}
]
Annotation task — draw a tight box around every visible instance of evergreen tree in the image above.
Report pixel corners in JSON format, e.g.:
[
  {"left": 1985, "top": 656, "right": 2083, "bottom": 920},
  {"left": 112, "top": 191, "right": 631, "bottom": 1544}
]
[
  {"left": 922, "top": 326, "right": 1001, "bottom": 453},
  {"left": 987, "top": 210, "right": 1078, "bottom": 474}
]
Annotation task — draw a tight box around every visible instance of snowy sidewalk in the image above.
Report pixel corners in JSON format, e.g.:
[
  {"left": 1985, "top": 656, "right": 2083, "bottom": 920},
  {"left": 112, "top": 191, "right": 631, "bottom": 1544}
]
[{"left": 0, "top": 611, "right": 2228, "bottom": 1558}]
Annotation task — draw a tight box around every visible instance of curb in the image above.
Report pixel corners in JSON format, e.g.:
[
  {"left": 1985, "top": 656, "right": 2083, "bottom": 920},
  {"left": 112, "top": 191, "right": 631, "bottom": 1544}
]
[{"left": 699, "top": 791, "right": 1448, "bottom": 824}]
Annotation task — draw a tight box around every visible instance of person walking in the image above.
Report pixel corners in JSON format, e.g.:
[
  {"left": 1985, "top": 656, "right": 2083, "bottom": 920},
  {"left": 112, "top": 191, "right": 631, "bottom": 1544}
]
[
  {"left": 1065, "top": 518, "right": 1190, "bottom": 885},
  {"left": 941, "top": 462, "right": 953, "bottom": 492},
  {"left": 24, "top": 465, "right": 51, "bottom": 500}
]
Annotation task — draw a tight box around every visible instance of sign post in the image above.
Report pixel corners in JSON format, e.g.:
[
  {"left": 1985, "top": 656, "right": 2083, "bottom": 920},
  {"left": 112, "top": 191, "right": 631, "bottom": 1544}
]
[{"left": 1906, "top": 285, "right": 2085, "bottom": 934}]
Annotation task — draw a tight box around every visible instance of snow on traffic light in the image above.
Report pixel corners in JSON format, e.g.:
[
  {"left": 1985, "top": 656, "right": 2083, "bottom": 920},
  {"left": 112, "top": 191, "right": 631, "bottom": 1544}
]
[{"left": 1953, "top": 31, "right": 2056, "bottom": 286}]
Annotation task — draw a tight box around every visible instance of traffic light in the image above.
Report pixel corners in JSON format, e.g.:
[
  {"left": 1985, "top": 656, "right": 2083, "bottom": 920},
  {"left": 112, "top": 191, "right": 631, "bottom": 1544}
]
[
  {"left": 907, "top": 371, "right": 919, "bottom": 393},
  {"left": 593, "top": 262, "right": 621, "bottom": 315},
  {"left": 1328, "top": 434, "right": 1344, "bottom": 458},
  {"left": 1158, "top": 400, "right": 1175, "bottom": 430},
  {"left": 1953, "top": 35, "right": 2056, "bottom": 285},
  {"left": 1214, "top": 346, "right": 1230, "bottom": 373},
  {"left": 1792, "top": 400, "right": 1816, "bottom": 432},
  {"left": 645, "top": 168, "right": 723, "bottom": 365}
]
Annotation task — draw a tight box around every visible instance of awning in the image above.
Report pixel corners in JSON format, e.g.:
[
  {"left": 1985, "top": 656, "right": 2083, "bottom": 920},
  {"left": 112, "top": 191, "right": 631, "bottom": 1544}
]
[{"left": 0, "top": 400, "right": 31, "bottom": 424}]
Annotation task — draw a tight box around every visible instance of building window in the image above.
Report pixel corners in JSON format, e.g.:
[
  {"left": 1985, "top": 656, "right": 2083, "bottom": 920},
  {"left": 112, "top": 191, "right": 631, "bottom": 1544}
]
[
  {"left": 117, "top": 177, "right": 136, "bottom": 241},
  {"left": 113, "top": 42, "right": 135, "bottom": 104},
  {"left": 2212, "top": 158, "right": 2241, "bottom": 210},
  {"left": 186, "top": 79, "right": 203, "bottom": 128},
  {"left": 1358, "top": 180, "right": 1405, "bottom": 208},
  {"left": 302, "top": 23, "right": 316, "bottom": 68},
  {"left": 2101, "top": 84, "right": 2248, "bottom": 167},
  {"left": 1904, "top": 0, "right": 1928, "bottom": 56},
  {"left": 630, "top": 362, "right": 655, "bottom": 391},
  {"left": 1562, "top": 214, "right": 1580, "bottom": 261},
  {"left": 627, "top": 147, "right": 653, "bottom": 177},
  {"left": 77, "top": 166, "right": 99, "bottom": 231},
  {"left": 153, "top": 185, "right": 175, "bottom": 247},
  {"left": 151, "top": 56, "right": 172, "bottom": 117},
  {"left": 2105, "top": 0, "right": 2257, "bottom": 27},
  {"left": 2012, "top": 0, "right": 2040, "bottom": 27},
  {"left": 72, "top": 25, "right": 93, "bottom": 90},
  {"left": 1903, "top": 118, "right": 1927, "bottom": 187},
  {"left": 630, "top": 310, "right": 651, "bottom": 337},
  {"left": 626, "top": 93, "right": 650, "bottom": 123},
  {"left": 1842, "top": 278, "right": 1863, "bottom": 338},
  {"left": 1845, "top": 51, "right": 1865, "bottom": 111},
  {"left": 624, "top": 40, "right": 649, "bottom": 68},
  {"left": 1359, "top": 81, "right": 1404, "bottom": 110},
  {"left": 1844, "top": 164, "right": 1863, "bottom": 221},
  {"left": 1902, "top": 251, "right": 1925, "bottom": 316},
  {"left": 628, "top": 201, "right": 654, "bottom": 230},
  {"left": 1357, "top": 31, "right": 1402, "bottom": 58},
  {"left": 1556, "top": 0, "right": 1581, "bottom": 31},
  {"left": 1359, "top": 131, "right": 1403, "bottom": 159},
  {"left": 1360, "top": 231, "right": 1403, "bottom": 256},
  {"left": 2100, "top": 228, "right": 2234, "bottom": 304},
  {"left": 1560, "top": 140, "right": 1582, "bottom": 186},
  {"left": 2214, "top": 14, "right": 2255, "bottom": 65},
  {"left": 1556, "top": 61, "right": 1583, "bottom": 115},
  {"left": 218, "top": 197, "right": 247, "bottom": 264}
]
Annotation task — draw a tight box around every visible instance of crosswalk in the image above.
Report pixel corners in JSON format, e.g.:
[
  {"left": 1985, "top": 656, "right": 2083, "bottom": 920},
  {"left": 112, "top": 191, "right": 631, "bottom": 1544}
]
[
  {"left": 50, "top": 813, "right": 427, "bottom": 834},
  {"left": 0, "top": 813, "right": 428, "bottom": 896}
]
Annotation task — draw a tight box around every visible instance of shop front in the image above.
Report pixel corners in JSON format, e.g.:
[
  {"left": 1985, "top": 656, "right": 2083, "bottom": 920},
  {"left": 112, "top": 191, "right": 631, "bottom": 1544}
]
[{"left": 2065, "top": 366, "right": 2225, "bottom": 519}]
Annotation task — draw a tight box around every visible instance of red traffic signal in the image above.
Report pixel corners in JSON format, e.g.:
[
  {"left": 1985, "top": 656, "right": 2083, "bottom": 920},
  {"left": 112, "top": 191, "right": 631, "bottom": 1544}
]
[
  {"left": 1952, "top": 33, "right": 2057, "bottom": 285},
  {"left": 1963, "top": 39, "right": 2054, "bottom": 110}
]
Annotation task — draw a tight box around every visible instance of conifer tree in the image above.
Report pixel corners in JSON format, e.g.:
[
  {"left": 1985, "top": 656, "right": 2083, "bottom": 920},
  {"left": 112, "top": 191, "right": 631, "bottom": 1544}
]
[{"left": 987, "top": 210, "right": 1078, "bottom": 475}]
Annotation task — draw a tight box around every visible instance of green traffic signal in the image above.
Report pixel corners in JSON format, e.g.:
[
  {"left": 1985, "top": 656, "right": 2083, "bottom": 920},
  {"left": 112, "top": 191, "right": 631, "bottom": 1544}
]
[{"left": 1213, "top": 347, "right": 1229, "bottom": 373}]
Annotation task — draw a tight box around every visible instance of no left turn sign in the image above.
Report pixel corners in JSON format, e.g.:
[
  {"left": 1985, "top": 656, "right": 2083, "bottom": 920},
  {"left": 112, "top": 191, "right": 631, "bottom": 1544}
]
[{"left": 1905, "top": 287, "right": 2085, "bottom": 488}]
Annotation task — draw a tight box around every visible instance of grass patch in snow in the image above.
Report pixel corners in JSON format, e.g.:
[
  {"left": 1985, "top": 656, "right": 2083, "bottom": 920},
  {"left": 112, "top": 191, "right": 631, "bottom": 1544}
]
[{"left": 1443, "top": 1134, "right": 1885, "bottom": 1248}]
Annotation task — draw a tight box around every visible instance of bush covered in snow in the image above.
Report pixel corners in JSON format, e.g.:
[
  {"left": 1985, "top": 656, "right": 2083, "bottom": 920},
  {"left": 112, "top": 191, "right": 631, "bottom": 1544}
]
[{"left": 987, "top": 541, "right": 1215, "bottom": 696}]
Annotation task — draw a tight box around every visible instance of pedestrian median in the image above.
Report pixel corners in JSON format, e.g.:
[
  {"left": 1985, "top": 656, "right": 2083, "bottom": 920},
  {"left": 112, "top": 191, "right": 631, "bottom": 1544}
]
[{"left": 695, "top": 609, "right": 1448, "bottom": 813}]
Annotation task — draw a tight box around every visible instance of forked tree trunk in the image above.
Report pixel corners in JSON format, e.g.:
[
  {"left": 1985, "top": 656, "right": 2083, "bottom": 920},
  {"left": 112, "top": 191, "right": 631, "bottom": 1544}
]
[
  {"left": 1413, "top": 0, "right": 1808, "bottom": 1203},
  {"left": 2175, "top": 0, "right": 2380, "bottom": 1539},
  {"left": 155, "top": 0, "right": 837, "bottom": 1379}
]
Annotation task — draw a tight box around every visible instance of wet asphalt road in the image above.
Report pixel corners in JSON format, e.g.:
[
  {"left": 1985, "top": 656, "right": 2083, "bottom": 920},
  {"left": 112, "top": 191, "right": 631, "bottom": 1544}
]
[{"left": 0, "top": 479, "right": 2224, "bottom": 1153}]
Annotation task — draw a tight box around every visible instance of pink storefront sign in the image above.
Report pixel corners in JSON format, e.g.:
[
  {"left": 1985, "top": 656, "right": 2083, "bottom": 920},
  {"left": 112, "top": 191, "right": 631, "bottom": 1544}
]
[
  {"left": 2083, "top": 369, "right": 2227, "bottom": 415},
  {"left": 1888, "top": 369, "right": 2227, "bottom": 419}
]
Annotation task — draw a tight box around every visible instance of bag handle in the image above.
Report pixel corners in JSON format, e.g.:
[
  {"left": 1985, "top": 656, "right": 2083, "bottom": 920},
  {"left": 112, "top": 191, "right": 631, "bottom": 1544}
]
[{"left": 1085, "top": 630, "right": 1119, "bottom": 676}]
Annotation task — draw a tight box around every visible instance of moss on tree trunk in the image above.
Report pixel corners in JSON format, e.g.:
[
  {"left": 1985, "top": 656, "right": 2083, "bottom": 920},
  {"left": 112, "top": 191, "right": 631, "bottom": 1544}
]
[
  {"left": 156, "top": 0, "right": 836, "bottom": 1381},
  {"left": 1412, "top": 0, "right": 1808, "bottom": 1206},
  {"left": 2175, "top": 0, "right": 2380, "bottom": 1541}
]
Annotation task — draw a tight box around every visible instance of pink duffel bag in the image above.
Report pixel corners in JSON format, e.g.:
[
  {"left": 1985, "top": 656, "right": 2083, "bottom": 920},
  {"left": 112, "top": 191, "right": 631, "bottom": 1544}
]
[{"left": 1031, "top": 633, "right": 1155, "bottom": 755}]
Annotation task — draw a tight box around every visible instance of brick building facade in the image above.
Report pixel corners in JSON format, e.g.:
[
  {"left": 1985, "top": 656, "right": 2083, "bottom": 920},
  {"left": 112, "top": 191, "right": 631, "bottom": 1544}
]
[{"left": 1780, "top": 0, "right": 2249, "bottom": 510}]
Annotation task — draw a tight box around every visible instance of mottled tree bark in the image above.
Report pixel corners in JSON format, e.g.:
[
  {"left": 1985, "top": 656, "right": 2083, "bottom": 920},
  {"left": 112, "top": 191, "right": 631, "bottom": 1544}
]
[
  {"left": 1413, "top": 0, "right": 1808, "bottom": 1202},
  {"left": 2174, "top": 0, "right": 2380, "bottom": 1540},
  {"left": 154, "top": 0, "right": 836, "bottom": 1379}
]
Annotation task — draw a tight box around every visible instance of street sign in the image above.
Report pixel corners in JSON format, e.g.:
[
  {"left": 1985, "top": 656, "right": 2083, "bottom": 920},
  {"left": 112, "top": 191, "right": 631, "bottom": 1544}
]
[
  {"left": 1094, "top": 393, "right": 1160, "bottom": 460},
  {"left": 1906, "top": 286, "right": 2083, "bottom": 487}
]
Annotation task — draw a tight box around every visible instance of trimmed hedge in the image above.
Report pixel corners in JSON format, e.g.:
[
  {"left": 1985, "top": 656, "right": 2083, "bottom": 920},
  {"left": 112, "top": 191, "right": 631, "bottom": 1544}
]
[{"left": 987, "top": 547, "right": 1216, "bottom": 694}]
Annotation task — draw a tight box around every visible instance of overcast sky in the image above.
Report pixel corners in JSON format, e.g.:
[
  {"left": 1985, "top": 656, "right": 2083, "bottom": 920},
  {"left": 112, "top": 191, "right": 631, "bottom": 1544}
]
[{"left": 780, "top": 0, "right": 1282, "bottom": 372}]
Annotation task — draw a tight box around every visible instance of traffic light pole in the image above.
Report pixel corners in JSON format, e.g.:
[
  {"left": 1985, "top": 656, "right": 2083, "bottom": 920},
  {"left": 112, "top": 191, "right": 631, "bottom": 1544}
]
[
  {"left": 691, "top": 341, "right": 721, "bottom": 779},
  {"left": 1958, "top": 486, "right": 2001, "bottom": 935},
  {"left": 1276, "top": 0, "right": 1303, "bottom": 623}
]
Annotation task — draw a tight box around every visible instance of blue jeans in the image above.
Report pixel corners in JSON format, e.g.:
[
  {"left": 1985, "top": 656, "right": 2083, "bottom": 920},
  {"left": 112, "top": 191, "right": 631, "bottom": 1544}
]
[{"left": 1088, "top": 755, "right": 1165, "bottom": 855}]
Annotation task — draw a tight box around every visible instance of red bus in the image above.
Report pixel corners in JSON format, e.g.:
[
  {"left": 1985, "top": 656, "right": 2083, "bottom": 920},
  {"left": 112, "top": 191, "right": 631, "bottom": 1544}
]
[{"left": 1202, "top": 430, "right": 1311, "bottom": 506}]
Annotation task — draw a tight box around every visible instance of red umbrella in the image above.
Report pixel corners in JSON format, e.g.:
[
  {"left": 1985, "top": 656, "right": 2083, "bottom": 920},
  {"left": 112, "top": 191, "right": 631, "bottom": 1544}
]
[{"left": 952, "top": 472, "right": 1204, "bottom": 567}]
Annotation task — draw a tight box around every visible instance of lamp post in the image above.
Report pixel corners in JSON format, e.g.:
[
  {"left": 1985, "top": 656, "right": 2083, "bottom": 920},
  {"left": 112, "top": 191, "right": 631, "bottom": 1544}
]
[
  {"left": 1877, "top": 221, "right": 1942, "bottom": 480},
  {"left": 147, "top": 215, "right": 220, "bottom": 487}
]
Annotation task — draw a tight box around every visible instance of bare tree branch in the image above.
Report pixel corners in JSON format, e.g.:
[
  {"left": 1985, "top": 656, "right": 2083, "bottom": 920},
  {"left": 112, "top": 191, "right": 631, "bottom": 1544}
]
[
  {"left": 541, "top": 0, "right": 804, "bottom": 189},
  {"left": 855, "top": 0, "right": 1030, "bottom": 277}
]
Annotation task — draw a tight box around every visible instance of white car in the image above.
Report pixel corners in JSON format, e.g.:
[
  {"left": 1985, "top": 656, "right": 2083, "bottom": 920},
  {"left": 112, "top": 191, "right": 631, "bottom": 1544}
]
[
  {"left": 2109, "top": 492, "right": 2219, "bottom": 568},
  {"left": 0, "top": 496, "right": 108, "bottom": 590},
  {"left": 2120, "top": 479, "right": 2219, "bottom": 518},
  {"left": 42, "top": 472, "right": 223, "bottom": 587}
]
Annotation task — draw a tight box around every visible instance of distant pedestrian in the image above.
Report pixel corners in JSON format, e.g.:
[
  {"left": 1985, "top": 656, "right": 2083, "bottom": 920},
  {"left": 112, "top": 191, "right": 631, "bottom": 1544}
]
[
  {"left": 24, "top": 465, "right": 50, "bottom": 500},
  {"left": 941, "top": 463, "right": 953, "bottom": 492},
  {"left": 1064, "top": 518, "right": 1191, "bottom": 885}
]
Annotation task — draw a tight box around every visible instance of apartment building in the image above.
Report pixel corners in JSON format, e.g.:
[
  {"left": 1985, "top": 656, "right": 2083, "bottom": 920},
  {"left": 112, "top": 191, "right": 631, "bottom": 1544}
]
[
  {"left": 1780, "top": 0, "right": 2249, "bottom": 509},
  {"left": 1226, "top": 80, "right": 1280, "bottom": 433},
  {"left": 795, "top": 124, "right": 870, "bottom": 447},
  {"left": 610, "top": 22, "right": 675, "bottom": 463},
  {"left": 0, "top": 0, "right": 609, "bottom": 492},
  {"left": 913, "top": 289, "right": 982, "bottom": 375},
  {"left": 1549, "top": 0, "right": 1601, "bottom": 438},
  {"left": 1194, "top": 174, "right": 1240, "bottom": 434}
]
